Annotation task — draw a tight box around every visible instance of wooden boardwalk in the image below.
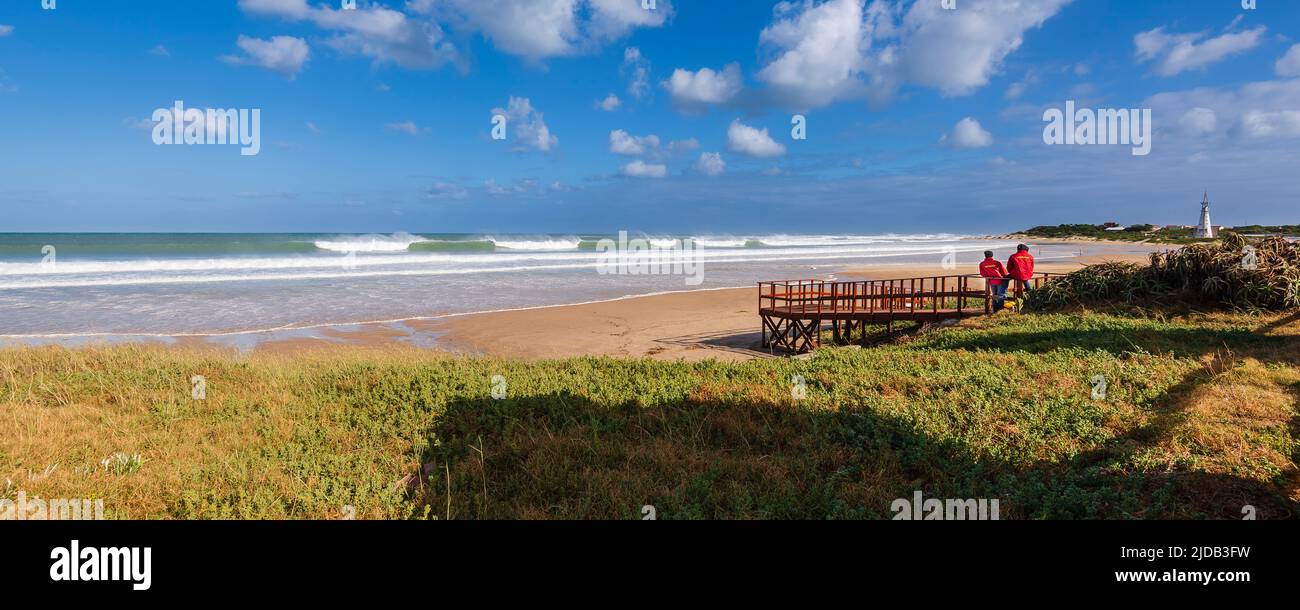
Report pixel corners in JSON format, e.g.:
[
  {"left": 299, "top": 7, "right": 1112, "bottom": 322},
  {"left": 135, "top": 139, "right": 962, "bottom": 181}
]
[{"left": 759, "top": 273, "right": 1059, "bottom": 354}]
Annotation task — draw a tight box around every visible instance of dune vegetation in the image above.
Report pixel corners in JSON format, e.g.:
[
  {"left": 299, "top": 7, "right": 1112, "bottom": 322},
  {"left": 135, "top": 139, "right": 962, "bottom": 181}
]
[{"left": 2, "top": 306, "right": 1297, "bottom": 520}]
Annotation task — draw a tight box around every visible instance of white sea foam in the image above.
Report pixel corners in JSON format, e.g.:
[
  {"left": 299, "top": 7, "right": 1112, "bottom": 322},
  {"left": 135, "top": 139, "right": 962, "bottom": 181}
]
[
  {"left": 312, "top": 232, "right": 427, "bottom": 252},
  {"left": 487, "top": 237, "right": 584, "bottom": 250}
]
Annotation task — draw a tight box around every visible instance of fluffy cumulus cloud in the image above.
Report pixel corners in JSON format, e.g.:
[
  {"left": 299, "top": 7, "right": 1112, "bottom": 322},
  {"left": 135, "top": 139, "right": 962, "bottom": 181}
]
[
  {"left": 1135, "top": 23, "right": 1265, "bottom": 77},
  {"left": 940, "top": 117, "right": 993, "bottom": 149},
  {"left": 1277, "top": 44, "right": 1300, "bottom": 78},
  {"left": 493, "top": 97, "right": 558, "bottom": 152},
  {"left": 662, "top": 63, "right": 743, "bottom": 107},
  {"left": 755, "top": 0, "right": 1071, "bottom": 109},
  {"left": 695, "top": 152, "right": 726, "bottom": 176},
  {"left": 221, "top": 35, "right": 310, "bottom": 78},
  {"left": 239, "top": 0, "right": 458, "bottom": 69},
  {"left": 608, "top": 129, "right": 660, "bottom": 155},
  {"left": 1146, "top": 78, "right": 1300, "bottom": 140},
  {"left": 621, "top": 159, "right": 667, "bottom": 178},
  {"left": 421, "top": 0, "right": 671, "bottom": 62},
  {"left": 727, "top": 120, "right": 786, "bottom": 158},
  {"left": 756, "top": 0, "right": 867, "bottom": 109}
]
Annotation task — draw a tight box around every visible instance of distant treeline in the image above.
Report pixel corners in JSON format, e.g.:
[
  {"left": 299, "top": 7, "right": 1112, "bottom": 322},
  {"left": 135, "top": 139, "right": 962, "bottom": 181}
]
[
  {"left": 1022, "top": 223, "right": 1300, "bottom": 243},
  {"left": 1231, "top": 225, "right": 1300, "bottom": 235},
  {"left": 1022, "top": 224, "right": 1196, "bottom": 243}
]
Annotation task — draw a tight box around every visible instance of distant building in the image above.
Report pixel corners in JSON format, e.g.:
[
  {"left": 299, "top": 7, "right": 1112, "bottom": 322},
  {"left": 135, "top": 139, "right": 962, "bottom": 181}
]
[
  {"left": 1195, "top": 192, "right": 1215, "bottom": 238},
  {"left": 1104, "top": 226, "right": 1126, "bottom": 232}
]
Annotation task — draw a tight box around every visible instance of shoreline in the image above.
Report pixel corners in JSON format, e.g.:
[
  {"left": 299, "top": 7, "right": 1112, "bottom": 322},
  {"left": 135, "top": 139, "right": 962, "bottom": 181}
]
[{"left": 1, "top": 240, "right": 1167, "bottom": 360}]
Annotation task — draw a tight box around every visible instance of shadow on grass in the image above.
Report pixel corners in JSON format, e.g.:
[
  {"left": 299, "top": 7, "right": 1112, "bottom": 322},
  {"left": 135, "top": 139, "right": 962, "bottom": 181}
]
[{"left": 403, "top": 387, "right": 1298, "bottom": 520}]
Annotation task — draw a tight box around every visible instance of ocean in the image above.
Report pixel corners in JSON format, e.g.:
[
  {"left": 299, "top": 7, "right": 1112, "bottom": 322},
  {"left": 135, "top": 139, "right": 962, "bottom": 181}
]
[{"left": 0, "top": 232, "right": 1073, "bottom": 344}]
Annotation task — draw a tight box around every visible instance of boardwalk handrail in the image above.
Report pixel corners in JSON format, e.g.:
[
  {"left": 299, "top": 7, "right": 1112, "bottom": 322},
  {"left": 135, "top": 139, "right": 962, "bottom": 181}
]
[
  {"left": 758, "top": 273, "right": 1063, "bottom": 353},
  {"left": 758, "top": 272, "right": 1060, "bottom": 316}
]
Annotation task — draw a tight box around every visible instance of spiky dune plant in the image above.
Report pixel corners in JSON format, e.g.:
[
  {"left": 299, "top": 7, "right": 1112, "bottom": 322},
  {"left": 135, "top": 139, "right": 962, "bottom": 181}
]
[{"left": 1027, "top": 234, "right": 1300, "bottom": 312}]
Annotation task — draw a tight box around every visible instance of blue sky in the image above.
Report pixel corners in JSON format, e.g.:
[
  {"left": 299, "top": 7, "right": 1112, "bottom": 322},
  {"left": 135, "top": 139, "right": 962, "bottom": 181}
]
[{"left": 1, "top": 0, "right": 1298, "bottom": 233}]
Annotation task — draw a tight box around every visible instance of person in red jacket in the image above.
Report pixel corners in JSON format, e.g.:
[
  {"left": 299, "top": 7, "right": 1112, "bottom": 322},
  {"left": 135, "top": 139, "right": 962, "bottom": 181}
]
[
  {"left": 1007, "top": 244, "right": 1035, "bottom": 299},
  {"left": 978, "top": 250, "right": 1009, "bottom": 311}
]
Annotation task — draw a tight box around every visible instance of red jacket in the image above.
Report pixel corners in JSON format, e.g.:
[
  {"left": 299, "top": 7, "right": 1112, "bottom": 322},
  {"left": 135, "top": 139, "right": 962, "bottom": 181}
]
[
  {"left": 978, "top": 258, "right": 1008, "bottom": 286},
  {"left": 1007, "top": 251, "right": 1035, "bottom": 281}
]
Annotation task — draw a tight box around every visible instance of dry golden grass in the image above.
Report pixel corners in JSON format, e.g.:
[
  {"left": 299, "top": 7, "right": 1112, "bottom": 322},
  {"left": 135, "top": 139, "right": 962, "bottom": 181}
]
[{"left": 0, "top": 309, "right": 1296, "bottom": 519}]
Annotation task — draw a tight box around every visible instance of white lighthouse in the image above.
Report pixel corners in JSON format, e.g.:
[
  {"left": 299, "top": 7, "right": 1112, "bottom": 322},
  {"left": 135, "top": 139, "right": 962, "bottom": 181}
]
[{"left": 1195, "top": 191, "right": 1215, "bottom": 239}]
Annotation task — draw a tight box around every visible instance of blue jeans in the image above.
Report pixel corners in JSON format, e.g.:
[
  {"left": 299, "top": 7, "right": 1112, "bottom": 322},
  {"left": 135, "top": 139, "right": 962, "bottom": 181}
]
[{"left": 990, "top": 283, "right": 1007, "bottom": 310}]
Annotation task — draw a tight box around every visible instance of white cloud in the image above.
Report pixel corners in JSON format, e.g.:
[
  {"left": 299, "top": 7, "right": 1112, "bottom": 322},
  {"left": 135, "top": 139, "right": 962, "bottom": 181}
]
[
  {"left": 239, "top": 0, "right": 458, "bottom": 69},
  {"left": 1135, "top": 24, "right": 1265, "bottom": 77},
  {"left": 885, "top": 0, "right": 1073, "bottom": 98},
  {"left": 695, "top": 152, "right": 726, "bottom": 176},
  {"left": 756, "top": 0, "right": 1072, "bottom": 109},
  {"left": 596, "top": 93, "right": 621, "bottom": 111},
  {"left": 0, "top": 25, "right": 15, "bottom": 37},
  {"left": 941, "top": 117, "right": 993, "bottom": 149},
  {"left": 621, "top": 160, "right": 667, "bottom": 178},
  {"left": 586, "top": 0, "right": 674, "bottom": 41},
  {"left": 386, "top": 121, "right": 427, "bottom": 135},
  {"left": 492, "top": 96, "right": 558, "bottom": 152},
  {"left": 1240, "top": 111, "right": 1300, "bottom": 138},
  {"left": 306, "top": 121, "right": 322, "bottom": 134},
  {"left": 727, "top": 119, "right": 786, "bottom": 158},
  {"left": 1179, "top": 108, "right": 1217, "bottom": 135},
  {"left": 432, "top": 0, "right": 671, "bottom": 62},
  {"left": 1276, "top": 44, "right": 1300, "bottom": 78},
  {"left": 663, "top": 63, "right": 743, "bottom": 106},
  {"left": 150, "top": 44, "right": 170, "bottom": 57},
  {"left": 1145, "top": 78, "right": 1300, "bottom": 140},
  {"left": 238, "top": 0, "right": 311, "bottom": 19},
  {"left": 623, "top": 47, "right": 651, "bottom": 99},
  {"left": 609, "top": 129, "right": 660, "bottom": 155},
  {"left": 757, "top": 0, "right": 866, "bottom": 109},
  {"left": 221, "top": 35, "right": 310, "bottom": 79}
]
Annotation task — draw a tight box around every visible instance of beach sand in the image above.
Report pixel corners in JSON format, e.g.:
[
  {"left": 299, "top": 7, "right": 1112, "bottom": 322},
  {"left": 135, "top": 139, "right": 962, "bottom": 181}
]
[
  {"left": 419, "top": 249, "right": 1160, "bottom": 362},
  {"left": 170, "top": 243, "right": 1163, "bottom": 361}
]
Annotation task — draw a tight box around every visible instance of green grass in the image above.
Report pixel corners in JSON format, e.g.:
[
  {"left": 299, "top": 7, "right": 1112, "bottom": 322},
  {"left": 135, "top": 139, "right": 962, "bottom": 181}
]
[{"left": 2, "top": 309, "right": 1298, "bottom": 520}]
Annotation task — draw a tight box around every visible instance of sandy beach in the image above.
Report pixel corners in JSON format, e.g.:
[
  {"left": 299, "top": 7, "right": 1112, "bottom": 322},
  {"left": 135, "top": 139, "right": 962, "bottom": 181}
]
[{"left": 234, "top": 243, "right": 1164, "bottom": 361}]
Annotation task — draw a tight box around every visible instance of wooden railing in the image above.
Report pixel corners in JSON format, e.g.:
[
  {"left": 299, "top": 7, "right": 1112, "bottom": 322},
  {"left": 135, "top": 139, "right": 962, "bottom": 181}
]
[{"left": 758, "top": 273, "right": 1061, "bottom": 317}]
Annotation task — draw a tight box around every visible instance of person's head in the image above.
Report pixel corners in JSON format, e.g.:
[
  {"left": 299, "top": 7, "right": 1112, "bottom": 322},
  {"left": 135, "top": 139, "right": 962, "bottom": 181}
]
[
  {"left": 983, "top": 250, "right": 994, "bottom": 258},
  {"left": 1017, "top": 244, "right": 1029, "bottom": 252}
]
